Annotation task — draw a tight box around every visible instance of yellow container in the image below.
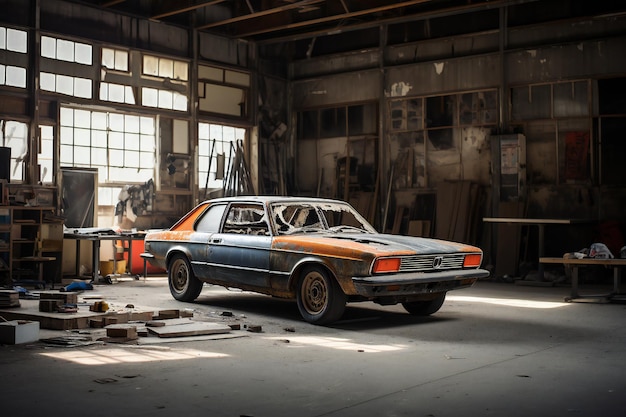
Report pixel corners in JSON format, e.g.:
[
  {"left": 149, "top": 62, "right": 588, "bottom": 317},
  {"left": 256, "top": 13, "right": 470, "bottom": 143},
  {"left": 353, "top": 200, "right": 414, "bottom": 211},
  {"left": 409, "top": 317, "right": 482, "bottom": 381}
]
[{"left": 100, "top": 259, "right": 126, "bottom": 276}]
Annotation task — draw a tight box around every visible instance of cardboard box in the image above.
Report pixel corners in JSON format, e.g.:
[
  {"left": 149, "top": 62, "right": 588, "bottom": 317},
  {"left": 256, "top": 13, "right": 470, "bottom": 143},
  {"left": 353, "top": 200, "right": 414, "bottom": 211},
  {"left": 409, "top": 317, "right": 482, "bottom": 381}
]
[{"left": 0, "top": 320, "right": 40, "bottom": 344}]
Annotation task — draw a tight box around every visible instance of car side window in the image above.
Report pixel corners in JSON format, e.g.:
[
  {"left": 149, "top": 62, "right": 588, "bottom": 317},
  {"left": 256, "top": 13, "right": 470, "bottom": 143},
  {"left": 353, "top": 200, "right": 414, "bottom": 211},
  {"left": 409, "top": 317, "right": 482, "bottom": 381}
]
[
  {"left": 195, "top": 204, "right": 227, "bottom": 232},
  {"left": 222, "top": 204, "right": 269, "bottom": 236}
]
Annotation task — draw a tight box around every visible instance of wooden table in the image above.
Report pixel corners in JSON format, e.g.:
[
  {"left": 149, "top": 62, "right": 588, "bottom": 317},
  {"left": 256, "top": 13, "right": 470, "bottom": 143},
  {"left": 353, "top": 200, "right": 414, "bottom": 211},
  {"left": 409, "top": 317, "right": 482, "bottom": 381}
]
[
  {"left": 483, "top": 218, "right": 593, "bottom": 282},
  {"left": 540, "top": 257, "right": 626, "bottom": 302}
]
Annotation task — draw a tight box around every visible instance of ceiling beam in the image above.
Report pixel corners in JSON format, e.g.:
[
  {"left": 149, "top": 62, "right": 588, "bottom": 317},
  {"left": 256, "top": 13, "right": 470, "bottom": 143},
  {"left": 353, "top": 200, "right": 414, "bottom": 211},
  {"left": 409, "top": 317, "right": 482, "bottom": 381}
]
[
  {"left": 151, "top": 0, "right": 227, "bottom": 20},
  {"left": 235, "top": 0, "right": 432, "bottom": 38},
  {"left": 196, "top": 0, "right": 325, "bottom": 30},
  {"left": 255, "top": 0, "right": 537, "bottom": 44}
]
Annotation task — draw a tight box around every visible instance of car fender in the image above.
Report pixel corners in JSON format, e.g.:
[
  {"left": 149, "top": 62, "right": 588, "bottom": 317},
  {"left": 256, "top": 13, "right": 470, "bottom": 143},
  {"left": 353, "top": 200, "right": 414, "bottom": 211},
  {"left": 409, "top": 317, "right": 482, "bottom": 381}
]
[
  {"left": 287, "top": 255, "right": 356, "bottom": 295},
  {"left": 164, "top": 245, "right": 194, "bottom": 269}
]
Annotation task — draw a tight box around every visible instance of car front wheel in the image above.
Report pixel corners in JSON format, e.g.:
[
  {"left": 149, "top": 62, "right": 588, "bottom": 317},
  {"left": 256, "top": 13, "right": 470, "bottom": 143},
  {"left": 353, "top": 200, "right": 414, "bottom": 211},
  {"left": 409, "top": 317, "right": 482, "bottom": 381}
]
[
  {"left": 168, "top": 254, "right": 203, "bottom": 302},
  {"left": 402, "top": 292, "right": 446, "bottom": 316},
  {"left": 296, "top": 266, "right": 346, "bottom": 325}
]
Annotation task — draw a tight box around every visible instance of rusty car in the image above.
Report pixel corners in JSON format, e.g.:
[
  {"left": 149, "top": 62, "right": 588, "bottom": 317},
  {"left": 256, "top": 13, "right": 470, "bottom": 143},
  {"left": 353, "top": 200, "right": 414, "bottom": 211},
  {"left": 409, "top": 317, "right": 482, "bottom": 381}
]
[{"left": 141, "top": 196, "right": 490, "bottom": 324}]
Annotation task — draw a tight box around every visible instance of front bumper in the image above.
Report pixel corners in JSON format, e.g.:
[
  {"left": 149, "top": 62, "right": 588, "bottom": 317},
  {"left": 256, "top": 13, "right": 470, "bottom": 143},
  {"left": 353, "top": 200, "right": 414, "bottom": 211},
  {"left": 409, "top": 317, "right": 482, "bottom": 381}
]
[{"left": 352, "top": 268, "right": 490, "bottom": 297}]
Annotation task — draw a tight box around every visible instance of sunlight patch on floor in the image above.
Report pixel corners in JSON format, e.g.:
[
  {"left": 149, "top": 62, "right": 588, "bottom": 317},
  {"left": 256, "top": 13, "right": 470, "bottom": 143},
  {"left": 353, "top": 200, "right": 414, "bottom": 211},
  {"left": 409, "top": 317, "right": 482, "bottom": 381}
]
[
  {"left": 447, "top": 295, "right": 569, "bottom": 309},
  {"left": 39, "top": 347, "right": 229, "bottom": 365},
  {"left": 267, "top": 336, "right": 407, "bottom": 353}
]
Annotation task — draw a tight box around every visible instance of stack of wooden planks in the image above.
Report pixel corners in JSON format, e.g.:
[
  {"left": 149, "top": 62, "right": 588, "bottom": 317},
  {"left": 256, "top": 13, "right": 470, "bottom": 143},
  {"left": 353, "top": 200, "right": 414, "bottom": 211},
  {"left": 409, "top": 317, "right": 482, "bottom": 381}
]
[{"left": 435, "top": 180, "right": 485, "bottom": 245}]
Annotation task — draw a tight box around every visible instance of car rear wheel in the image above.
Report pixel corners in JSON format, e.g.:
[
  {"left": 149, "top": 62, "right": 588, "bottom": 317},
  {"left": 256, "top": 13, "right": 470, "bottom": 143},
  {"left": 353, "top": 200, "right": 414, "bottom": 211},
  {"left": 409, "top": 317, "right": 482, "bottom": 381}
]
[
  {"left": 296, "top": 266, "right": 346, "bottom": 325},
  {"left": 402, "top": 292, "right": 446, "bottom": 316},
  {"left": 168, "top": 254, "right": 203, "bottom": 302}
]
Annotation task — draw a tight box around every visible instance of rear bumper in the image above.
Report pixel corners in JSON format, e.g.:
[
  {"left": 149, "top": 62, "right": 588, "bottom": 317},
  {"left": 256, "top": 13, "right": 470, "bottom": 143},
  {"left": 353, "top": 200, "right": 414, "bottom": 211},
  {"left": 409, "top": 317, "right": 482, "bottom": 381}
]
[{"left": 352, "top": 268, "right": 490, "bottom": 297}]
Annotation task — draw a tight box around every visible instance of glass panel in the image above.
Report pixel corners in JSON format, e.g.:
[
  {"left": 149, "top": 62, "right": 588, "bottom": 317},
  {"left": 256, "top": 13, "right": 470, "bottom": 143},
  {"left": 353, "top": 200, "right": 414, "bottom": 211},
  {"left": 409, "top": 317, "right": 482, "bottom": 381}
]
[
  {"left": 6, "top": 66, "right": 26, "bottom": 88},
  {"left": 140, "top": 117, "right": 155, "bottom": 135},
  {"left": 198, "top": 65, "right": 223, "bottom": 81},
  {"left": 109, "top": 113, "right": 124, "bottom": 131},
  {"left": 109, "top": 131, "right": 124, "bottom": 149},
  {"left": 0, "top": 27, "right": 5, "bottom": 49},
  {"left": 173, "top": 92, "right": 187, "bottom": 111},
  {"left": 142, "top": 87, "right": 158, "bottom": 107},
  {"left": 173, "top": 61, "right": 188, "bottom": 81},
  {"left": 92, "top": 129, "right": 107, "bottom": 146},
  {"left": 40, "top": 36, "right": 55, "bottom": 58},
  {"left": 109, "top": 83, "right": 125, "bottom": 102},
  {"left": 125, "top": 115, "right": 140, "bottom": 133},
  {"left": 102, "top": 48, "right": 114, "bottom": 69},
  {"left": 511, "top": 85, "right": 551, "bottom": 120},
  {"left": 125, "top": 133, "right": 140, "bottom": 150},
  {"left": 426, "top": 95, "right": 454, "bottom": 127},
  {"left": 74, "top": 77, "right": 92, "bottom": 98},
  {"left": 225, "top": 70, "right": 249, "bottom": 86},
  {"left": 60, "top": 144, "right": 73, "bottom": 164},
  {"left": 115, "top": 50, "right": 128, "bottom": 71},
  {"left": 39, "top": 72, "right": 55, "bottom": 91},
  {"left": 159, "top": 89, "right": 173, "bottom": 109},
  {"left": 109, "top": 149, "right": 124, "bottom": 165},
  {"left": 143, "top": 55, "right": 158, "bottom": 76},
  {"left": 554, "top": 81, "right": 588, "bottom": 117},
  {"left": 74, "top": 110, "right": 91, "bottom": 128},
  {"left": 91, "top": 147, "right": 107, "bottom": 166},
  {"left": 74, "top": 128, "right": 91, "bottom": 146},
  {"left": 60, "top": 126, "right": 73, "bottom": 144},
  {"left": 320, "top": 107, "right": 346, "bottom": 138},
  {"left": 159, "top": 58, "right": 173, "bottom": 78},
  {"left": 125, "top": 150, "right": 140, "bottom": 167},
  {"left": 91, "top": 112, "right": 107, "bottom": 130},
  {"left": 0, "top": 65, "right": 5, "bottom": 85},
  {"left": 7, "top": 28, "right": 27, "bottom": 53},
  {"left": 57, "top": 39, "right": 74, "bottom": 61},
  {"left": 124, "top": 86, "right": 135, "bottom": 104},
  {"left": 75, "top": 43, "right": 92, "bottom": 65},
  {"left": 57, "top": 74, "right": 73, "bottom": 95}
]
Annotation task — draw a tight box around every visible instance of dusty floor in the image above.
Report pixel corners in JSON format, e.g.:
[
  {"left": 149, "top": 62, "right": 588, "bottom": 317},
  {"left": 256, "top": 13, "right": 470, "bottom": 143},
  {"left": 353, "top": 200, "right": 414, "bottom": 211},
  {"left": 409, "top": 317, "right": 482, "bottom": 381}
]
[{"left": 1, "top": 277, "right": 625, "bottom": 417}]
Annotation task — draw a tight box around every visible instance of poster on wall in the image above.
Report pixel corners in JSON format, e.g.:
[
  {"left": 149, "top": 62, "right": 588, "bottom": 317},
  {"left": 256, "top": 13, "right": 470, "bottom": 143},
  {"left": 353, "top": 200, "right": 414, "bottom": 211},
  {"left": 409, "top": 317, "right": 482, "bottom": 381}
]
[{"left": 564, "top": 132, "right": 589, "bottom": 181}]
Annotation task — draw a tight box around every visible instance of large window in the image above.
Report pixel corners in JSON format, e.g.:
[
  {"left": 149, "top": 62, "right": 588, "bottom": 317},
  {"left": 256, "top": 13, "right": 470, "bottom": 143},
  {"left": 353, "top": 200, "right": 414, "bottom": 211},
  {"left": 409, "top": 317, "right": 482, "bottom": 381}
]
[
  {"left": 198, "top": 122, "right": 245, "bottom": 191},
  {"left": 387, "top": 90, "right": 497, "bottom": 188},
  {"left": 0, "top": 120, "right": 27, "bottom": 181},
  {"left": 511, "top": 80, "right": 594, "bottom": 185},
  {"left": 0, "top": 26, "right": 28, "bottom": 88},
  {"left": 296, "top": 103, "right": 378, "bottom": 196},
  {"left": 40, "top": 35, "right": 93, "bottom": 99},
  {"left": 60, "top": 107, "right": 156, "bottom": 205}
]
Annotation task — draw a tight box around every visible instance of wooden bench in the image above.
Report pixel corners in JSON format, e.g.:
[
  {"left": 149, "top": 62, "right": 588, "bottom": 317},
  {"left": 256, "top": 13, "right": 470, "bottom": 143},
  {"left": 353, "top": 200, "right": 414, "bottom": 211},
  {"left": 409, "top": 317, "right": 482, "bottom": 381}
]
[{"left": 540, "top": 257, "right": 626, "bottom": 303}]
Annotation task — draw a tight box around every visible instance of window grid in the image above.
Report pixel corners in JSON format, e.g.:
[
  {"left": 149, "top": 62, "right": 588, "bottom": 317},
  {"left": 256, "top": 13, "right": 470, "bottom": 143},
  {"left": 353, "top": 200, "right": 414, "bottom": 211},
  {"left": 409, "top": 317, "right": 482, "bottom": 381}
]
[{"left": 59, "top": 107, "right": 156, "bottom": 184}]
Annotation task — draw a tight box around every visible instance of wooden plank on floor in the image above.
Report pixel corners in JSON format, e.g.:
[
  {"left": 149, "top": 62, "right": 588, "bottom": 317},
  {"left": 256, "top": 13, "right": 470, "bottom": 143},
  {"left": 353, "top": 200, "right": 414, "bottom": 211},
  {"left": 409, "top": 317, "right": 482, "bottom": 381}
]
[{"left": 147, "top": 321, "right": 232, "bottom": 338}]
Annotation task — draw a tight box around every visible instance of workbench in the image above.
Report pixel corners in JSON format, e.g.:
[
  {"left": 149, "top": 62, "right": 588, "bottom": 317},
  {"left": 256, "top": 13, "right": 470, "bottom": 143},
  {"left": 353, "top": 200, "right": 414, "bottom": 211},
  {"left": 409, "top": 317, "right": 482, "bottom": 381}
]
[
  {"left": 63, "top": 230, "right": 146, "bottom": 282},
  {"left": 540, "top": 257, "right": 626, "bottom": 303},
  {"left": 483, "top": 217, "right": 593, "bottom": 282}
]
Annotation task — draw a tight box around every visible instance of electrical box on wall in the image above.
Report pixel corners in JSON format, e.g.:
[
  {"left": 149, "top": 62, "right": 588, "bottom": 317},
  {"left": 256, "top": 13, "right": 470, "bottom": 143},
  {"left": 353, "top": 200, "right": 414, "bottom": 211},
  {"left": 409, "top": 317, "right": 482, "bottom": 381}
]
[{"left": 491, "top": 134, "right": 526, "bottom": 202}]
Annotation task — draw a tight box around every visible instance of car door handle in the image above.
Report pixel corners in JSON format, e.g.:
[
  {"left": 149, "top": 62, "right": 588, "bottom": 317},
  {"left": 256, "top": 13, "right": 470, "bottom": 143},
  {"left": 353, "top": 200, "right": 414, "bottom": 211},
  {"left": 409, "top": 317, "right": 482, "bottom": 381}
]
[{"left": 211, "top": 238, "right": 222, "bottom": 244}]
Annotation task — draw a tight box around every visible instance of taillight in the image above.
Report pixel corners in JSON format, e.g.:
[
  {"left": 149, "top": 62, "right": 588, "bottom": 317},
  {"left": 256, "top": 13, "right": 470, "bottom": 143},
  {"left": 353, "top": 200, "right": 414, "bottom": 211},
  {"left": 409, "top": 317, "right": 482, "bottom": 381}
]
[
  {"left": 463, "top": 253, "right": 482, "bottom": 268},
  {"left": 372, "top": 258, "right": 401, "bottom": 273}
]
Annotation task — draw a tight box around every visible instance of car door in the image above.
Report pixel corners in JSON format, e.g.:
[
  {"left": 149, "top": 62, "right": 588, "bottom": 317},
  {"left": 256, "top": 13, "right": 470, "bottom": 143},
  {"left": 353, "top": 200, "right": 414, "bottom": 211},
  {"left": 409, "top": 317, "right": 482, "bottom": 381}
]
[
  {"left": 208, "top": 203, "right": 272, "bottom": 289},
  {"left": 189, "top": 203, "right": 227, "bottom": 279}
]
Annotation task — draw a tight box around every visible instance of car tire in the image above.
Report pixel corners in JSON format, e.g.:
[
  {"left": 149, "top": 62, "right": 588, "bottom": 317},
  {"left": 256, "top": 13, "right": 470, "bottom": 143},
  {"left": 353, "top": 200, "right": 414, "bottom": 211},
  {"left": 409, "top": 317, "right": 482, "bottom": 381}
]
[
  {"left": 402, "top": 292, "right": 446, "bottom": 316},
  {"left": 296, "top": 266, "right": 346, "bottom": 325},
  {"left": 168, "top": 253, "right": 203, "bottom": 302}
]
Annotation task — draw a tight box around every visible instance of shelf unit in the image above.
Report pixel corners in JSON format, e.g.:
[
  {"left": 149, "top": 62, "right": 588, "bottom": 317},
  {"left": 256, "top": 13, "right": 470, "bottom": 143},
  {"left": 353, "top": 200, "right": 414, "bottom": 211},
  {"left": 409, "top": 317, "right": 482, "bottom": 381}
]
[{"left": 0, "top": 206, "right": 63, "bottom": 287}]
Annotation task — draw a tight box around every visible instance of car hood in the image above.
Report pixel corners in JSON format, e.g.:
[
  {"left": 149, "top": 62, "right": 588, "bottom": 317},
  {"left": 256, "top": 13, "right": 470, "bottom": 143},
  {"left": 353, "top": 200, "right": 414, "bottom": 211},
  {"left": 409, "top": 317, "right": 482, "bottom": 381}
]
[{"left": 273, "top": 232, "right": 480, "bottom": 258}]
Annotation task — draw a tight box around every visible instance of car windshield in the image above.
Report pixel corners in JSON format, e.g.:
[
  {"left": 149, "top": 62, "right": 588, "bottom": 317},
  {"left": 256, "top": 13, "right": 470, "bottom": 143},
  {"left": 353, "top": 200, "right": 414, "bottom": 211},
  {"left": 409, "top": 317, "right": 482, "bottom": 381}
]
[{"left": 270, "top": 201, "right": 377, "bottom": 236}]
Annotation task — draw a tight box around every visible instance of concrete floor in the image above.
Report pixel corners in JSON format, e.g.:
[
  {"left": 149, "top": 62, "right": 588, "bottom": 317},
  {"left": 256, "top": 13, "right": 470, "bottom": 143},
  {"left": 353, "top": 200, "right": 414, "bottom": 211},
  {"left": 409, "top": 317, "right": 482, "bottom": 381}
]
[{"left": 1, "top": 277, "right": 625, "bottom": 417}]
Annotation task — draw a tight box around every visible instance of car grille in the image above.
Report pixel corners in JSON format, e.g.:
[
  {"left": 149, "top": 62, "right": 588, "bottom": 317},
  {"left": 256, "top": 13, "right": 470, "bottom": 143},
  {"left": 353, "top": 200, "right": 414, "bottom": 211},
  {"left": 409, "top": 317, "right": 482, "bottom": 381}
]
[{"left": 399, "top": 254, "right": 465, "bottom": 272}]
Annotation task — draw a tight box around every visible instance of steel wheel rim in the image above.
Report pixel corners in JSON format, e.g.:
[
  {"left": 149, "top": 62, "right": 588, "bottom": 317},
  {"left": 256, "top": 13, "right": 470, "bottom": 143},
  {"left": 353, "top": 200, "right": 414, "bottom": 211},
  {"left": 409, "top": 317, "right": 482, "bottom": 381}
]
[
  {"left": 301, "top": 271, "right": 328, "bottom": 315},
  {"left": 171, "top": 258, "right": 189, "bottom": 293}
]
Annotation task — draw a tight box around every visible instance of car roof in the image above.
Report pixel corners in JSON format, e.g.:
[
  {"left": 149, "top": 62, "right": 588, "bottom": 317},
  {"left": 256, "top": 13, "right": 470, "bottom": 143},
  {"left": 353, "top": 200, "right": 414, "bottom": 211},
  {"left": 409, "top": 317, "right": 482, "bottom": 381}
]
[{"left": 200, "top": 196, "right": 349, "bottom": 205}]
